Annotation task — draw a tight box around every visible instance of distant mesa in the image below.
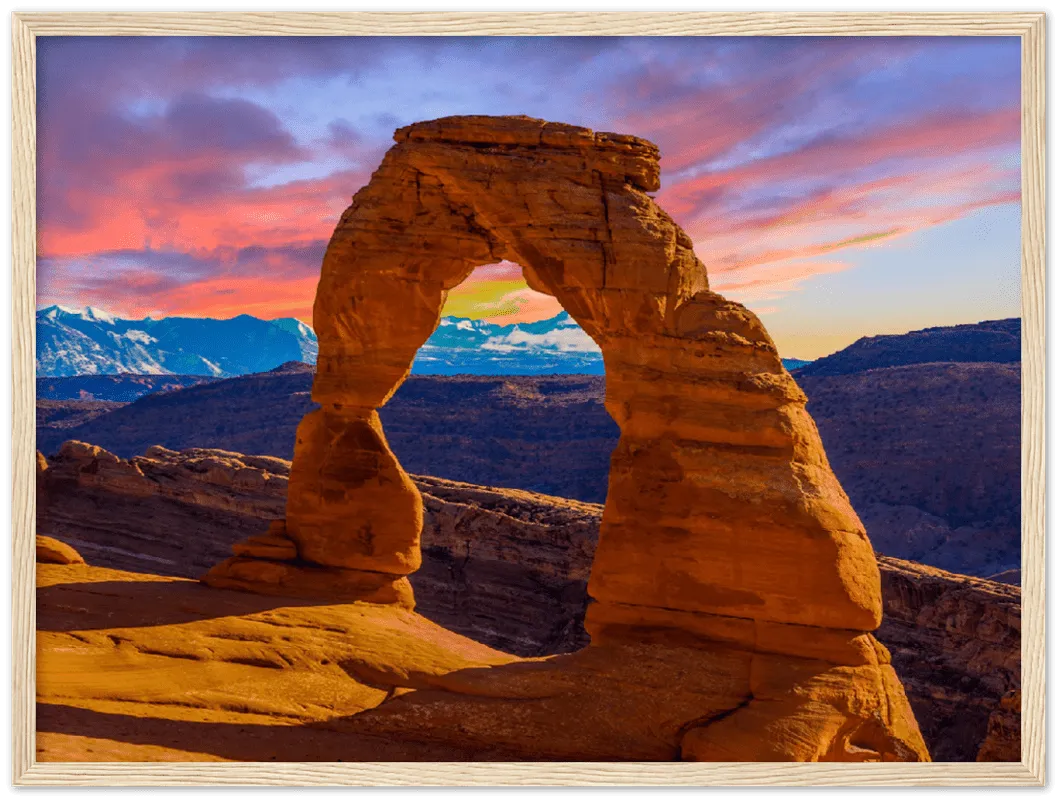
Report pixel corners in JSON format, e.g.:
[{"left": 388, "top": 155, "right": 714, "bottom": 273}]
[
  {"left": 793, "top": 317, "right": 1020, "bottom": 377},
  {"left": 266, "top": 360, "right": 316, "bottom": 374},
  {"left": 37, "top": 373, "right": 220, "bottom": 402}
]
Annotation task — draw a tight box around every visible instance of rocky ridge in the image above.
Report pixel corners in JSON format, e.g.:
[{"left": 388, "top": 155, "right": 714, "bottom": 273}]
[
  {"left": 37, "top": 373, "right": 218, "bottom": 402},
  {"left": 793, "top": 318, "right": 1020, "bottom": 378}
]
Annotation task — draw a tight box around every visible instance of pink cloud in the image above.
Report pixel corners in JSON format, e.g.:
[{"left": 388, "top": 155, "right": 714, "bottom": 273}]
[
  {"left": 713, "top": 259, "right": 853, "bottom": 304},
  {"left": 36, "top": 37, "right": 1021, "bottom": 325}
]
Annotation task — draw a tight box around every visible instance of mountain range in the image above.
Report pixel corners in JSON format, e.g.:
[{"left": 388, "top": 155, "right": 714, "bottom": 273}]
[
  {"left": 37, "top": 305, "right": 318, "bottom": 378},
  {"left": 37, "top": 306, "right": 809, "bottom": 380}
]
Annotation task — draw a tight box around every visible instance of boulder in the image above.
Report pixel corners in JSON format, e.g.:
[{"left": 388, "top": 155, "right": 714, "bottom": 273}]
[{"left": 36, "top": 535, "right": 84, "bottom": 565}]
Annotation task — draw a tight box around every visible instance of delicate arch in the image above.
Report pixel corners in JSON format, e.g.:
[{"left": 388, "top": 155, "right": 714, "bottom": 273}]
[{"left": 210, "top": 115, "right": 883, "bottom": 642}]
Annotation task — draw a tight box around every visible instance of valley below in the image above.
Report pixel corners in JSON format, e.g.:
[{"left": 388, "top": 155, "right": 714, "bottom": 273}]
[{"left": 37, "top": 359, "right": 1021, "bottom": 577}]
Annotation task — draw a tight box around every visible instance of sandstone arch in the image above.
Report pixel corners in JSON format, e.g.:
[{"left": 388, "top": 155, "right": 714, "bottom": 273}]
[{"left": 204, "top": 116, "right": 928, "bottom": 761}]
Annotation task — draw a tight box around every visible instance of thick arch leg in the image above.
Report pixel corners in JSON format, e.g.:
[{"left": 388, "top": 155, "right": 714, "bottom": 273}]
[{"left": 202, "top": 408, "right": 422, "bottom": 603}]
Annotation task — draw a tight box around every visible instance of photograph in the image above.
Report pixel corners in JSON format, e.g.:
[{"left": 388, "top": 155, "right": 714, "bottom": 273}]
[{"left": 17, "top": 17, "right": 1040, "bottom": 782}]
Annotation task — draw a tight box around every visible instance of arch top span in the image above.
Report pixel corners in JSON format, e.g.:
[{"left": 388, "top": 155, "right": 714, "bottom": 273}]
[
  {"left": 309, "top": 114, "right": 711, "bottom": 413},
  {"left": 394, "top": 114, "right": 663, "bottom": 192}
]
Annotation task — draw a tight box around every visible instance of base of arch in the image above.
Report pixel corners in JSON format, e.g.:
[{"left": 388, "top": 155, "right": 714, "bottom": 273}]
[{"left": 201, "top": 521, "right": 414, "bottom": 609}]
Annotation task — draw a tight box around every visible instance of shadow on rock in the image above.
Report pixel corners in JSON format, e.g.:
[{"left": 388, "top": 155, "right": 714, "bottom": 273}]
[{"left": 36, "top": 579, "right": 326, "bottom": 632}]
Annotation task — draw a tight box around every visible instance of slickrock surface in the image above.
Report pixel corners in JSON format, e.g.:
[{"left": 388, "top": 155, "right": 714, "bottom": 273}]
[
  {"left": 38, "top": 561, "right": 921, "bottom": 763},
  {"left": 37, "top": 443, "right": 1017, "bottom": 760},
  {"left": 37, "top": 563, "right": 518, "bottom": 762}
]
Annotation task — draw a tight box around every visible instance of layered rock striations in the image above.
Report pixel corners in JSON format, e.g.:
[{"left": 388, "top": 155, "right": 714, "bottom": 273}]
[
  {"left": 38, "top": 441, "right": 288, "bottom": 577},
  {"left": 878, "top": 557, "right": 1021, "bottom": 762},
  {"left": 199, "top": 115, "right": 926, "bottom": 761}
]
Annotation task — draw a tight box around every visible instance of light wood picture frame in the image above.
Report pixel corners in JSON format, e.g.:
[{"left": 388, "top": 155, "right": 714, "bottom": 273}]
[{"left": 10, "top": 11, "right": 1045, "bottom": 786}]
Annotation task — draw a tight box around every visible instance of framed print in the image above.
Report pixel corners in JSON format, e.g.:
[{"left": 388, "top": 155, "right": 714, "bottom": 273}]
[{"left": 12, "top": 11, "right": 1045, "bottom": 786}]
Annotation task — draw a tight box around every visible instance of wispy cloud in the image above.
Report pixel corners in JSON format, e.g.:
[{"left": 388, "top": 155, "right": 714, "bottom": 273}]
[{"left": 36, "top": 36, "right": 1020, "bottom": 326}]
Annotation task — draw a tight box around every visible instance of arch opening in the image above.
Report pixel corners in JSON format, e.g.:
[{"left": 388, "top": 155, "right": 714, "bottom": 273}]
[{"left": 376, "top": 261, "right": 618, "bottom": 656}]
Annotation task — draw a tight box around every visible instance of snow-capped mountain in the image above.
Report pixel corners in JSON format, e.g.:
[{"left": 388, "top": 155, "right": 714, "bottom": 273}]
[
  {"left": 412, "top": 312, "right": 810, "bottom": 375},
  {"left": 36, "top": 306, "right": 319, "bottom": 377},
  {"left": 37, "top": 306, "right": 810, "bottom": 378},
  {"left": 412, "top": 311, "right": 605, "bottom": 375}
]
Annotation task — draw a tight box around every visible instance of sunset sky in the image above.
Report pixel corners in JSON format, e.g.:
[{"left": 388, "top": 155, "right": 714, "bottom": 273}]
[{"left": 37, "top": 36, "right": 1021, "bottom": 359}]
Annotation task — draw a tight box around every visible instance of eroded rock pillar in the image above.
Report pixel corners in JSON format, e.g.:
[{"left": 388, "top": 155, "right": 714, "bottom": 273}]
[{"left": 203, "top": 140, "right": 493, "bottom": 603}]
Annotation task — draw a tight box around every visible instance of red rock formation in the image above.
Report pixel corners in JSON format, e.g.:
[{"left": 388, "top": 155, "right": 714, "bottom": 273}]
[
  {"left": 38, "top": 442, "right": 289, "bottom": 577},
  {"left": 198, "top": 115, "right": 925, "bottom": 761}
]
